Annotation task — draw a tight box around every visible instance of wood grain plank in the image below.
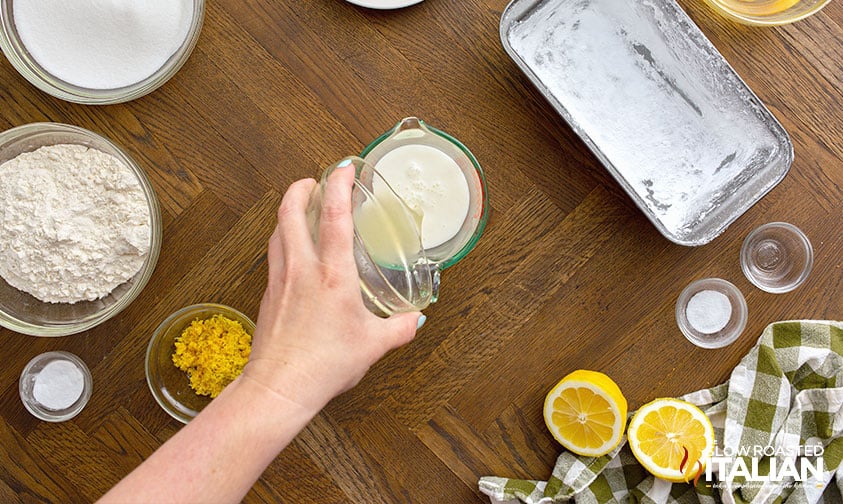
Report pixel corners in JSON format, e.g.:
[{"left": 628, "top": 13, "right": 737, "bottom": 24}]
[
  {"left": 258, "top": 440, "right": 351, "bottom": 504},
  {"left": 352, "top": 402, "right": 484, "bottom": 503},
  {"left": 0, "top": 421, "right": 82, "bottom": 502},
  {"left": 293, "top": 413, "right": 396, "bottom": 504},
  {"left": 220, "top": 0, "right": 404, "bottom": 145},
  {"left": 26, "top": 422, "right": 123, "bottom": 502},
  {"left": 482, "top": 401, "right": 560, "bottom": 481},
  {"left": 416, "top": 403, "right": 522, "bottom": 489},
  {"left": 92, "top": 407, "right": 160, "bottom": 477},
  {"left": 0, "top": 477, "right": 21, "bottom": 504}
]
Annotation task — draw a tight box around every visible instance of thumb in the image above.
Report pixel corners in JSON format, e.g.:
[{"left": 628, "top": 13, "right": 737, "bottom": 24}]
[{"left": 380, "top": 312, "right": 424, "bottom": 352}]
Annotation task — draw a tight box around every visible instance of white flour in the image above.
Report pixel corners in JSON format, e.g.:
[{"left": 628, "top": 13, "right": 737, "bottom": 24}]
[{"left": 0, "top": 144, "right": 151, "bottom": 304}]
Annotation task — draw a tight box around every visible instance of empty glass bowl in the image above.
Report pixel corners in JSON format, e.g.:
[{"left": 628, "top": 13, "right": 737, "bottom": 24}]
[
  {"left": 146, "top": 303, "right": 256, "bottom": 424},
  {"left": 0, "top": 0, "right": 204, "bottom": 104},
  {"left": 741, "top": 222, "right": 812, "bottom": 293},
  {"left": 0, "top": 123, "right": 162, "bottom": 337}
]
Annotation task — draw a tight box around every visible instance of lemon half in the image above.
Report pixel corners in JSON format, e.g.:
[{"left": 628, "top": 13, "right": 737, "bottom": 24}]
[
  {"left": 543, "top": 370, "right": 628, "bottom": 457},
  {"left": 628, "top": 398, "right": 715, "bottom": 483}
]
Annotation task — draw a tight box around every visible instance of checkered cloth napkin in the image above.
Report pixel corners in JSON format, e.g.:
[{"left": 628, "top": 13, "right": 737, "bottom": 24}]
[{"left": 479, "top": 320, "right": 843, "bottom": 504}]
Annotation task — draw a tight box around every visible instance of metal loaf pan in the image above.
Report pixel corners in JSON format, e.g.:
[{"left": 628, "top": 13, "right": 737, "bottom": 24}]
[{"left": 500, "top": 0, "right": 793, "bottom": 245}]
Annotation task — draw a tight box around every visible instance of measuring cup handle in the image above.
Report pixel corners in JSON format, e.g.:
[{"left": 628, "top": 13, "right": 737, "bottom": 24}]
[{"left": 430, "top": 265, "right": 440, "bottom": 304}]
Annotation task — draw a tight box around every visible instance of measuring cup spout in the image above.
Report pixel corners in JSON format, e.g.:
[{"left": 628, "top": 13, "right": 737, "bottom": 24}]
[{"left": 393, "top": 116, "right": 427, "bottom": 134}]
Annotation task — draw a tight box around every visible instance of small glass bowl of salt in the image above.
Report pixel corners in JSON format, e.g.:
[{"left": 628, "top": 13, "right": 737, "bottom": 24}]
[
  {"left": 19, "top": 351, "right": 92, "bottom": 422},
  {"left": 675, "top": 278, "right": 748, "bottom": 349}
]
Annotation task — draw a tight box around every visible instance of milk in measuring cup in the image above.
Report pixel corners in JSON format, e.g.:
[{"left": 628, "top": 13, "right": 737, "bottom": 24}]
[{"left": 371, "top": 144, "right": 470, "bottom": 250}]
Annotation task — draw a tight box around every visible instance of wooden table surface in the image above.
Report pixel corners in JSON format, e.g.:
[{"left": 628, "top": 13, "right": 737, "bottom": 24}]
[{"left": 1, "top": 0, "right": 841, "bottom": 502}]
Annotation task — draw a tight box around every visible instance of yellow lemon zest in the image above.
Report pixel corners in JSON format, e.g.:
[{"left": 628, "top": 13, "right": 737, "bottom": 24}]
[{"left": 172, "top": 314, "right": 252, "bottom": 398}]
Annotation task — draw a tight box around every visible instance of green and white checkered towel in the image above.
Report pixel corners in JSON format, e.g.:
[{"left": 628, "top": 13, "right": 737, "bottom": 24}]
[{"left": 479, "top": 320, "right": 843, "bottom": 504}]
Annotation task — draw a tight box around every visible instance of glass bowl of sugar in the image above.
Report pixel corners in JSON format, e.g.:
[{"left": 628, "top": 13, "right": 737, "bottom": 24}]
[
  {"left": 0, "top": 0, "right": 204, "bottom": 104},
  {"left": 19, "top": 351, "right": 93, "bottom": 422},
  {"left": 675, "top": 278, "right": 748, "bottom": 349},
  {"left": 0, "top": 123, "right": 162, "bottom": 336}
]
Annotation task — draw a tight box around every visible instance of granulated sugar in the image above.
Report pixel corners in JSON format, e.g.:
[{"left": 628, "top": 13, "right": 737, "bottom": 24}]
[
  {"left": 13, "top": 0, "right": 194, "bottom": 89},
  {"left": 0, "top": 144, "right": 151, "bottom": 304}
]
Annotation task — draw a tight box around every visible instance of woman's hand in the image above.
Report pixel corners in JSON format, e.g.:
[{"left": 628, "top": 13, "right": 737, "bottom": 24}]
[{"left": 244, "top": 163, "right": 423, "bottom": 413}]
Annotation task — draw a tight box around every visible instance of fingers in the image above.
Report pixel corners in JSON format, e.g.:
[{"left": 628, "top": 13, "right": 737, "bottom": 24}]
[
  {"left": 275, "top": 178, "right": 318, "bottom": 263},
  {"left": 377, "top": 312, "right": 423, "bottom": 353},
  {"left": 318, "top": 160, "right": 356, "bottom": 265}
]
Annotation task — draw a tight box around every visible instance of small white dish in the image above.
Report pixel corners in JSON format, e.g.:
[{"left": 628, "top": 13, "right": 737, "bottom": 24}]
[{"left": 345, "top": 0, "right": 423, "bottom": 9}]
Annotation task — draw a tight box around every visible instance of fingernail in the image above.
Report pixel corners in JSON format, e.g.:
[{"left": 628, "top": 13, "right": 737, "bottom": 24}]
[
  {"left": 416, "top": 314, "right": 427, "bottom": 330},
  {"left": 336, "top": 158, "right": 354, "bottom": 169}
]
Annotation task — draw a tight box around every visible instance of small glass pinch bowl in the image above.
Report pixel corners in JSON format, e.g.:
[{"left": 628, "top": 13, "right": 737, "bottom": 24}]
[
  {"left": 0, "top": 123, "right": 162, "bottom": 337},
  {"left": 675, "top": 278, "right": 748, "bottom": 349},
  {"left": 19, "top": 351, "right": 93, "bottom": 422},
  {"left": 0, "top": 0, "right": 204, "bottom": 104},
  {"left": 145, "top": 303, "right": 256, "bottom": 424},
  {"left": 740, "top": 222, "right": 812, "bottom": 294}
]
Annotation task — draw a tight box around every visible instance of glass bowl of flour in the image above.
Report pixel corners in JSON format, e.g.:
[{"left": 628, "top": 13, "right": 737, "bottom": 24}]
[
  {"left": 0, "top": 0, "right": 204, "bottom": 104},
  {"left": 0, "top": 123, "right": 162, "bottom": 336}
]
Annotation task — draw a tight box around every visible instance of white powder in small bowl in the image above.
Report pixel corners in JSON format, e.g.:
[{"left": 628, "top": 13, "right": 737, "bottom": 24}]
[
  {"left": 33, "top": 359, "right": 85, "bottom": 410},
  {"left": 685, "top": 289, "right": 732, "bottom": 334}
]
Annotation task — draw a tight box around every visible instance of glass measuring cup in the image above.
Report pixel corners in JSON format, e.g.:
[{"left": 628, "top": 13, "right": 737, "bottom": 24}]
[
  {"left": 306, "top": 157, "right": 438, "bottom": 317},
  {"left": 361, "top": 117, "right": 488, "bottom": 269}
]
